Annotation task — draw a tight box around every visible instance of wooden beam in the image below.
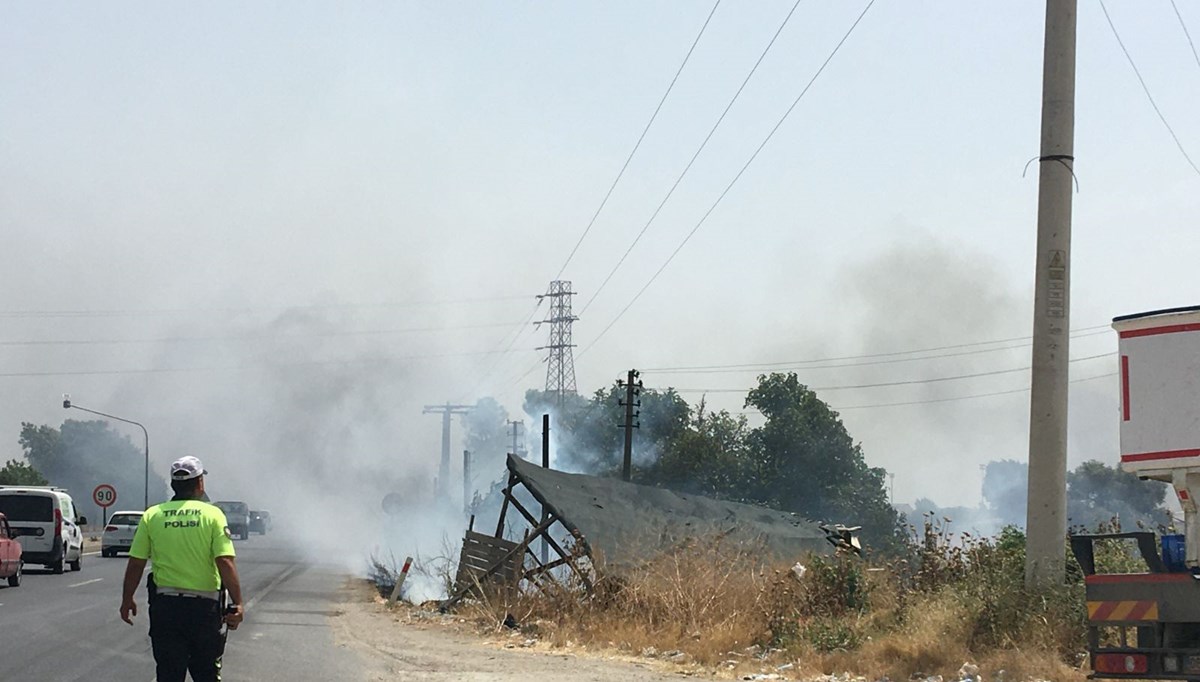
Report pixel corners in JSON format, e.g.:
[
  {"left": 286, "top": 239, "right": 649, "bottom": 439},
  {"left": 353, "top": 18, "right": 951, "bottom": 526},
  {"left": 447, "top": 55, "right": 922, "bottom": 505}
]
[
  {"left": 494, "top": 471, "right": 518, "bottom": 537},
  {"left": 442, "top": 514, "right": 557, "bottom": 612},
  {"left": 505, "top": 494, "right": 593, "bottom": 592},
  {"left": 506, "top": 455, "right": 592, "bottom": 556},
  {"left": 523, "top": 555, "right": 573, "bottom": 579}
]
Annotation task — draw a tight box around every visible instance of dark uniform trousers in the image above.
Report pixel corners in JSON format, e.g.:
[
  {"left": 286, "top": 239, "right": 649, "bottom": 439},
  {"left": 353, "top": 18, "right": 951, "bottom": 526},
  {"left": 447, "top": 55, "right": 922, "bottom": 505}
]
[{"left": 148, "top": 593, "right": 227, "bottom": 682}]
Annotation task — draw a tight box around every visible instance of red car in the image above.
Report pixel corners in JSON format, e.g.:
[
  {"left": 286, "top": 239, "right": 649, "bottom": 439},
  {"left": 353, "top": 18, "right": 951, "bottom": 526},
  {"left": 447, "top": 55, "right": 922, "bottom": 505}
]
[{"left": 0, "top": 512, "right": 23, "bottom": 587}]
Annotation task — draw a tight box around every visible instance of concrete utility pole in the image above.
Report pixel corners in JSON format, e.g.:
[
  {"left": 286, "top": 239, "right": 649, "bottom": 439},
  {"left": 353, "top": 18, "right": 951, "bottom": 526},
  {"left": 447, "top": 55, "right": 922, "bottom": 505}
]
[
  {"left": 508, "top": 420, "right": 525, "bottom": 459},
  {"left": 618, "top": 370, "right": 642, "bottom": 482},
  {"left": 1025, "top": 0, "right": 1077, "bottom": 588},
  {"left": 423, "top": 403, "right": 473, "bottom": 501}
]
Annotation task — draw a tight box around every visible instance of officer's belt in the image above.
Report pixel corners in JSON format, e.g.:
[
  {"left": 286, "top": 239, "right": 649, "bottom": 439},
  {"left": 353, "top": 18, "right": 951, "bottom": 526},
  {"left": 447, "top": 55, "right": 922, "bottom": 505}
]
[{"left": 156, "top": 586, "right": 220, "bottom": 601}]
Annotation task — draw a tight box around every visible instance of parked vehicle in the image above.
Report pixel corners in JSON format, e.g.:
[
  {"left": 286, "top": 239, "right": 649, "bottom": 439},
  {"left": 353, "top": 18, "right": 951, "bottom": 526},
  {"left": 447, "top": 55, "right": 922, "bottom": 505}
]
[
  {"left": 1073, "top": 305, "right": 1200, "bottom": 679},
  {"left": 101, "top": 511, "right": 144, "bottom": 557},
  {"left": 249, "top": 510, "right": 271, "bottom": 535},
  {"left": 0, "top": 486, "right": 85, "bottom": 574},
  {"left": 214, "top": 500, "right": 251, "bottom": 540},
  {"left": 0, "top": 512, "right": 23, "bottom": 587}
]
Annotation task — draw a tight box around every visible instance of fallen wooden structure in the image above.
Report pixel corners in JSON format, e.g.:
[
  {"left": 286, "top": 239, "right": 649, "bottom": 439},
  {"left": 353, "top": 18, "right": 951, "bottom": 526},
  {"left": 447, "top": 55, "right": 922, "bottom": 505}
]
[{"left": 441, "top": 453, "right": 841, "bottom": 610}]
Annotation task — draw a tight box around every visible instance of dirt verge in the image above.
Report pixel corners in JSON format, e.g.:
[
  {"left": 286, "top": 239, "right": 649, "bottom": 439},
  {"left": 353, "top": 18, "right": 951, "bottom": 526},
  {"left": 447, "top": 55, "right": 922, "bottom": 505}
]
[{"left": 331, "top": 580, "right": 690, "bottom": 681}]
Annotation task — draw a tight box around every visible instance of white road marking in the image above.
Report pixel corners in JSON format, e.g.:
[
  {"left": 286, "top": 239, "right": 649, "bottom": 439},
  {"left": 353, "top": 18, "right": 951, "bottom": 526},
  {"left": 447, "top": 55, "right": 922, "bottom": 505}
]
[
  {"left": 70, "top": 578, "right": 104, "bottom": 588},
  {"left": 246, "top": 563, "right": 302, "bottom": 610}
]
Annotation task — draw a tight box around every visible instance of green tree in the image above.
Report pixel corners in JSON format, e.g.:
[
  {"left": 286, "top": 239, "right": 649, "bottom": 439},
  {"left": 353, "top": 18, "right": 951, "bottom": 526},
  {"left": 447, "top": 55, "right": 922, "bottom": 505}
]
[
  {"left": 642, "top": 399, "right": 751, "bottom": 498},
  {"left": 982, "top": 459, "right": 1028, "bottom": 527},
  {"left": 0, "top": 458, "right": 49, "bottom": 485},
  {"left": 1067, "top": 459, "right": 1169, "bottom": 530},
  {"left": 463, "top": 397, "right": 510, "bottom": 485},
  {"left": 524, "top": 385, "right": 689, "bottom": 475},
  {"left": 20, "top": 420, "right": 168, "bottom": 506},
  {"left": 742, "top": 373, "right": 901, "bottom": 552}
]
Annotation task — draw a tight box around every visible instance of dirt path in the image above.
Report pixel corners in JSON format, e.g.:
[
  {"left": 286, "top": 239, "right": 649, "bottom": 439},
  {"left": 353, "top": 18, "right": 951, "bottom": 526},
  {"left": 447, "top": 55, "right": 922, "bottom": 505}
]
[{"left": 330, "top": 582, "right": 688, "bottom": 681}]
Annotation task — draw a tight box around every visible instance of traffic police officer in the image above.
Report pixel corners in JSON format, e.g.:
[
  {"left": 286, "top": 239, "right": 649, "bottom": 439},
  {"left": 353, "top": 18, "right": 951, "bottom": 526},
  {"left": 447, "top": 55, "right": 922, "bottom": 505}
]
[{"left": 120, "top": 455, "right": 245, "bottom": 682}]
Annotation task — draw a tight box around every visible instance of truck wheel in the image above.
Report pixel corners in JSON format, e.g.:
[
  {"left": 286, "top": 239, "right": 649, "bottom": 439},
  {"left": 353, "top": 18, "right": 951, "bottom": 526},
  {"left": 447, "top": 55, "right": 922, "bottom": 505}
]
[
  {"left": 70, "top": 552, "right": 82, "bottom": 572},
  {"left": 50, "top": 554, "right": 65, "bottom": 575},
  {"left": 7, "top": 562, "right": 21, "bottom": 587}
]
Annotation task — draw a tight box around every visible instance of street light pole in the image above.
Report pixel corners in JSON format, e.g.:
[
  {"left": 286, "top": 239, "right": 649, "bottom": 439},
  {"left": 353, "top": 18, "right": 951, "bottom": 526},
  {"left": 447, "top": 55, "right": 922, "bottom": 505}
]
[{"left": 62, "top": 395, "right": 150, "bottom": 510}]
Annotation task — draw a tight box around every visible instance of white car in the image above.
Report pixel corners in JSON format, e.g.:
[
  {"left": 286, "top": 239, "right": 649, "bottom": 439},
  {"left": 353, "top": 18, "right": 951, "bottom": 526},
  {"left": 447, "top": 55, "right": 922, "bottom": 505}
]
[
  {"left": 0, "top": 486, "right": 86, "bottom": 574},
  {"left": 101, "top": 511, "right": 144, "bottom": 557}
]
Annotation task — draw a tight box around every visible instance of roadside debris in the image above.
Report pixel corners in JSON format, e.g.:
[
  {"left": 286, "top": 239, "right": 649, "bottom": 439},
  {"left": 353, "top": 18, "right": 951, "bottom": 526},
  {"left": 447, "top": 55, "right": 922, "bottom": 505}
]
[
  {"left": 957, "top": 663, "right": 980, "bottom": 682},
  {"left": 791, "top": 563, "right": 808, "bottom": 580}
]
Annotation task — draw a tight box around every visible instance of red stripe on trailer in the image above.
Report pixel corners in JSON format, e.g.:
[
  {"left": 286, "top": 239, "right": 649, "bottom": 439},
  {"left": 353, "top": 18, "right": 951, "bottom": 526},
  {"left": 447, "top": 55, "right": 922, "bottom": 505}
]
[
  {"left": 1120, "top": 355, "right": 1130, "bottom": 421},
  {"left": 1118, "top": 322, "right": 1200, "bottom": 339},
  {"left": 1122, "top": 448, "right": 1200, "bottom": 463},
  {"left": 1086, "top": 573, "right": 1194, "bottom": 584},
  {"left": 1090, "top": 601, "right": 1119, "bottom": 620},
  {"left": 1126, "top": 601, "right": 1156, "bottom": 621}
]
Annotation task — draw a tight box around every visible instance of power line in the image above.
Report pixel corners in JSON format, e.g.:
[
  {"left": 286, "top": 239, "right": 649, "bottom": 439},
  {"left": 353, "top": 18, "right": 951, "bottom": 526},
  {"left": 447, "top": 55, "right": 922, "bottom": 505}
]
[
  {"left": 1099, "top": 0, "right": 1200, "bottom": 177},
  {"left": 830, "top": 371, "right": 1117, "bottom": 411},
  {"left": 554, "top": 0, "right": 722, "bottom": 280},
  {"left": 454, "top": 298, "right": 544, "bottom": 401},
  {"left": 665, "top": 351, "right": 1114, "bottom": 394},
  {"left": 0, "top": 294, "right": 535, "bottom": 319},
  {"left": 644, "top": 326, "right": 1112, "bottom": 374},
  {"left": 468, "top": 2, "right": 715, "bottom": 398},
  {"left": 1170, "top": 0, "right": 1200, "bottom": 71},
  {"left": 0, "top": 348, "right": 519, "bottom": 379},
  {"left": 0, "top": 320, "right": 532, "bottom": 347},
  {"left": 579, "top": 0, "right": 805, "bottom": 316},
  {"left": 579, "top": 0, "right": 877, "bottom": 358}
]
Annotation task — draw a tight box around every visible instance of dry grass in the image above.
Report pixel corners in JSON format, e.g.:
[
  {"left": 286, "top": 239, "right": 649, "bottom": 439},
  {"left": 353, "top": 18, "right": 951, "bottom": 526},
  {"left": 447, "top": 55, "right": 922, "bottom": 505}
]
[{"left": 444, "top": 521, "right": 1119, "bottom": 680}]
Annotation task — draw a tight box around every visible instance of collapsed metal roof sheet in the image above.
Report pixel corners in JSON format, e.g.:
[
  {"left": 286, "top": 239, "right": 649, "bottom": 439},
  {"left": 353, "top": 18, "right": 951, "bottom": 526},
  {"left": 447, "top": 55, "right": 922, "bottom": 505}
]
[{"left": 506, "top": 454, "right": 832, "bottom": 568}]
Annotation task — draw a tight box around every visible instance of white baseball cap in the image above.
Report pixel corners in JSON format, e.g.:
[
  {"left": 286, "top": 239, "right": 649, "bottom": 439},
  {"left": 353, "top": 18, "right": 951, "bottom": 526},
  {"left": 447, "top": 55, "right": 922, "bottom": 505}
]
[{"left": 170, "top": 455, "right": 207, "bottom": 481}]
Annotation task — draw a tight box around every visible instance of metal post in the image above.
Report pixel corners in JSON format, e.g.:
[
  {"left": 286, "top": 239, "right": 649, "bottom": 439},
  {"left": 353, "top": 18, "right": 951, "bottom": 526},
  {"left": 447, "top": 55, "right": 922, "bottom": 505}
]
[
  {"left": 1025, "top": 0, "right": 1077, "bottom": 588},
  {"left": 541, "top": 413, "right": 550, "bottom": 564},
  {"left": 62, "top": 398, "right": 151, "bottom": 510},
  {"left": 143, "top": 428, "right": 149, "bottom": 510},
  {"left": 463, "top": 450, "right": 471, "bottom": 516}
]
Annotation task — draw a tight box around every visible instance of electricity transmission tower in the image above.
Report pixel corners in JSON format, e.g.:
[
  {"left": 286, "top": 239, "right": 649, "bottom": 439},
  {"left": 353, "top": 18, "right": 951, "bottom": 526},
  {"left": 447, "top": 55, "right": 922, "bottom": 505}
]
[{"left": 536, "top": 280, "right": 578, "bottom": 405}]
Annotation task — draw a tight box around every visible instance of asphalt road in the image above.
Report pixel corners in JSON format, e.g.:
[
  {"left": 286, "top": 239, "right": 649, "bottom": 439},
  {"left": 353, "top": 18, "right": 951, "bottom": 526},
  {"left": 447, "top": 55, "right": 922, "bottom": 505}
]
[{"left": 0, "top": 532, "right": 371, "bottom": 681}]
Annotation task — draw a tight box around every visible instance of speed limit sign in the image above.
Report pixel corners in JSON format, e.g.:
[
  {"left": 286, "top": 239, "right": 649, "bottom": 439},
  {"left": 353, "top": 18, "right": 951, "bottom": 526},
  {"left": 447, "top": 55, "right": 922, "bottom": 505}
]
[{"left": 93, "top": 484, "right": 117, "bottom": 508}]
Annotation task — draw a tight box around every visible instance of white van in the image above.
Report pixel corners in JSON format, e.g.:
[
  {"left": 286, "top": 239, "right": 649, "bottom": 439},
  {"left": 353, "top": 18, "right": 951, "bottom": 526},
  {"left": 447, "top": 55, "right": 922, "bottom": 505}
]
[{"left": 0, "top": 486, "right": 86, "bottom": 574}]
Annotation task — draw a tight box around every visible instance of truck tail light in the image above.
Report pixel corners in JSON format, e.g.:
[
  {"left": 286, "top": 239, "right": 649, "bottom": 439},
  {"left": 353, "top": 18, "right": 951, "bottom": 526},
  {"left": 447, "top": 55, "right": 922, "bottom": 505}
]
[
  {"left": 54, "top": 509, "right": 62, "bottom": 538},
  {"left": 1095, "top": 653, "right": 1148, "bottom": 674}
]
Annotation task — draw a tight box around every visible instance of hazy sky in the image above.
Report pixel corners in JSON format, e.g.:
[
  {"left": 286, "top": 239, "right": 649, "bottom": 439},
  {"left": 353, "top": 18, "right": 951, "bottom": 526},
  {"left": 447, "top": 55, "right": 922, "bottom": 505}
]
[{"left": 2, "top": 1, "right": 1198, "bottom": 512}]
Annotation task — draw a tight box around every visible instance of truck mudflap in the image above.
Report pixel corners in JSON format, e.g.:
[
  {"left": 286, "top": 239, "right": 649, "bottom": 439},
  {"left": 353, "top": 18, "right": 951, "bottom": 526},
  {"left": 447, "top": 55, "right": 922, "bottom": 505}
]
[{"left": 1072, "top": 533, "right": 1200, "bottom": 679}]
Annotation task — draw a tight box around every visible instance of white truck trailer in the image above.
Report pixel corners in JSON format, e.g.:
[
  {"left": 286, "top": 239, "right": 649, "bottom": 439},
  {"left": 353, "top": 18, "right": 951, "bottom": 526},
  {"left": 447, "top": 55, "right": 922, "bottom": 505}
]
[{"left": 1072, "top": 305, "right": 1200, "bottom": 678}]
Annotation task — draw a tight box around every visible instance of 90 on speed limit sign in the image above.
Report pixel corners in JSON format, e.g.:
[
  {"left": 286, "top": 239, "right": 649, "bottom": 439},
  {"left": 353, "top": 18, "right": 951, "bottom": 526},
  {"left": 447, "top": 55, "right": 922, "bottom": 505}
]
[{"left": 93, "top": 484, "right": 117, "bottom": 508}]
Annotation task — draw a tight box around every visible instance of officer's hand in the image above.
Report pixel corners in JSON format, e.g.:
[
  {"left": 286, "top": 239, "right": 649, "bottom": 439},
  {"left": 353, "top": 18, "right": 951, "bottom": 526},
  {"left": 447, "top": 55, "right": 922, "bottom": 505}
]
[
  {"left": 120, "top": 598, "right": 138, "bottom": 625},
  {"left": 224, "top": 604, "right": 244, "bottom": 630}
]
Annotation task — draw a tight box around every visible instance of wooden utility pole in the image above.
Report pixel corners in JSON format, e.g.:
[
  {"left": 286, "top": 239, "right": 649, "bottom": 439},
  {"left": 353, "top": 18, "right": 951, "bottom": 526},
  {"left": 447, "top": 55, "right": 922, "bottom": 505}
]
[
  {"left": 1025, "top": 0, "right": 1077, "bottom": 588},
  {"left": 618, "top": 370, "right": 642, "bottom": 482}
]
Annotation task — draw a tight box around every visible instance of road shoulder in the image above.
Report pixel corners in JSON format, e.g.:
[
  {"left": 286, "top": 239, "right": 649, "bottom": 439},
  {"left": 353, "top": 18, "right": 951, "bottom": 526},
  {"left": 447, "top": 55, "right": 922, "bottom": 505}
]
[{"left": 332, "top": 581, "right": 684, "bottom": 681}]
